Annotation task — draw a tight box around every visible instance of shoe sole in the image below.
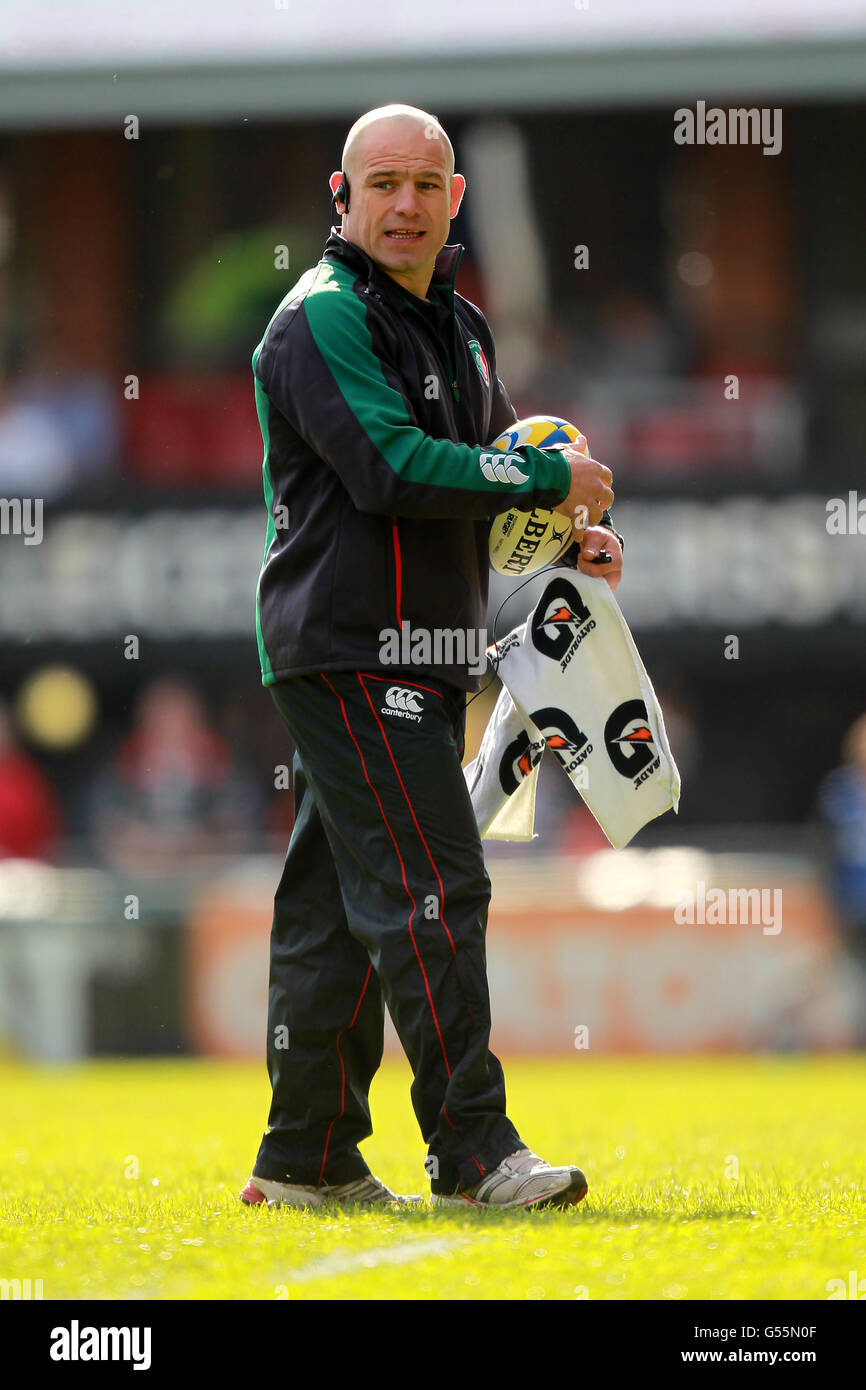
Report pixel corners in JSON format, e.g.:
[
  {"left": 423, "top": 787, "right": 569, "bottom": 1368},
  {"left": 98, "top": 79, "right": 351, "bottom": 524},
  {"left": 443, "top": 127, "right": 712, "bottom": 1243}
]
[
  {"left": 240, "top": 1178, "right": 328, "bottom": 1209},
  {"left": 239, "top": 1178, "right": 422, "bottom": 1210},
  {"left": 432, "top": 1169, "right": 588, "bottom": 1211}
]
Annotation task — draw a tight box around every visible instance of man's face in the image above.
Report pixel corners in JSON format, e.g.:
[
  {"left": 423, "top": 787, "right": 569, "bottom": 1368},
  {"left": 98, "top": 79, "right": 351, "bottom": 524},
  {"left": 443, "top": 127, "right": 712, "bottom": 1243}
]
[{"left": 331, "top": 121, "right": 465, "bottom": 296}]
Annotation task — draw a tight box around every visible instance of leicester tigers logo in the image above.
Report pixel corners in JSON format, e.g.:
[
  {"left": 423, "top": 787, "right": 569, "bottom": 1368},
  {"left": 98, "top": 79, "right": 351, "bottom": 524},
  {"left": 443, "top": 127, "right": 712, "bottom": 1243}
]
[{"left": 467, "top": 338, "right": 490, "bottom": 387}]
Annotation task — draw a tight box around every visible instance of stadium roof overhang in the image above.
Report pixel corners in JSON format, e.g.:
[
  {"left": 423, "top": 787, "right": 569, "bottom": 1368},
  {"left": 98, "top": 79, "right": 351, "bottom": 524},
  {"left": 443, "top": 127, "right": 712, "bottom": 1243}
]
[{"left": 1, "top": 0, "right": 866, "bottom": 129}]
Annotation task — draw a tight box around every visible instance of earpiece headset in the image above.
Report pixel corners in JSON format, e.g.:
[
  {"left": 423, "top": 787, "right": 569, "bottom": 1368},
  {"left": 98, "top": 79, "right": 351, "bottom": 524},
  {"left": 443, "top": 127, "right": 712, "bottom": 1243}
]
[{"left": 333, "top": 171, "right": 351, "bottom": 215}]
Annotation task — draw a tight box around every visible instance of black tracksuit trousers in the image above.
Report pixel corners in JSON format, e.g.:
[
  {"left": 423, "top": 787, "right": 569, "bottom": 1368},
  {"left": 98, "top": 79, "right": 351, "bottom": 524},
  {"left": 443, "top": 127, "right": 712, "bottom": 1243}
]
[{"left": 252, "top": 669, "right": 524, "bottom": 1196}]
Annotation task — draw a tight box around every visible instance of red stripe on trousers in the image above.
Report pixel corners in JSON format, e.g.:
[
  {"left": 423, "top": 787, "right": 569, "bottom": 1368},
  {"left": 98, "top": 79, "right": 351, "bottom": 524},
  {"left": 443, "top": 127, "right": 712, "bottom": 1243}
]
[
  {"left": 320, "top": 675, "right": 451, "bottom": 1081},
  {"left": 317, "top": 963, "right": 373, "bottom": 1185},
  {"left": 358, "top": 671, "right": 444, "bottom": 700},
  {"left": 358, "top": 673, "right": 486, "bottom": 1181},
  {"left": 358, "top": 674, "right": 469, "bottom": 1008}
]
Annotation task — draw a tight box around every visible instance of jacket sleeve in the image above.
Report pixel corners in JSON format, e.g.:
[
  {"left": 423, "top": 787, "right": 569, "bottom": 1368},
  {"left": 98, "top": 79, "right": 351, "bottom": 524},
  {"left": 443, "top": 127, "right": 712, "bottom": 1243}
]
[{"left": 254, "top": 284, "right": 571, "bottom": 521}]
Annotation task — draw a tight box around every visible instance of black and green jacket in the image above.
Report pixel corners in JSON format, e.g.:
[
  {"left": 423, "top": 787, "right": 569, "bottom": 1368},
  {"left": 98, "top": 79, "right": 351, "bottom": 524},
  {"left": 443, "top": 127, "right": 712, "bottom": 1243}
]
[{"left": 252, "top": 229, "right": 609, "bottom": 692}]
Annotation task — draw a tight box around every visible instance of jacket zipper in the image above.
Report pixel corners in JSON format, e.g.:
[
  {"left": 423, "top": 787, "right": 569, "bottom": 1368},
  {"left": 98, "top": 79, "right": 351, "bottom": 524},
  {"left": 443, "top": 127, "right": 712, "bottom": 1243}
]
[
  {"left": 367, "top": 250, "right": 465, "bottom": 402},
  {"left": 447, "top": 293, "right": 462, "bottom": 402},
  {"left": 404, "top": 297, "right": 462, "bottom": 403},
  {"left": 445, "top": 246, "right": 465, "bottom": 402}
]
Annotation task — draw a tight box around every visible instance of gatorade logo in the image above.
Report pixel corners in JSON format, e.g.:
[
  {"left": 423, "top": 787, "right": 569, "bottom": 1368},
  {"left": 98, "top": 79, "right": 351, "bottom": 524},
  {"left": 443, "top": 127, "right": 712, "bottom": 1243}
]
[
  {"left": 530, "top": 577, "right": 594, "bottom": 668},
  {"left": 499, "top": 728, "right": 545, "bottom": 795},
  {"left": 531, "top": 707, "right": 593, "bottom": 777},
  {"left": 604, "top": 699, "right": 659, "bottom": 785}
]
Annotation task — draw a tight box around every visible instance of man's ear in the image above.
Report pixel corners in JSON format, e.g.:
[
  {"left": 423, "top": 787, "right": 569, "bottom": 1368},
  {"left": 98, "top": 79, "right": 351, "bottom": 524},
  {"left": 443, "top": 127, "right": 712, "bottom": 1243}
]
[
  {"left": 329, "top": 170, "right": 346, "bottom": 211},
  {"left": 449, "top": 173, "right": 466, "bottom": 219}
]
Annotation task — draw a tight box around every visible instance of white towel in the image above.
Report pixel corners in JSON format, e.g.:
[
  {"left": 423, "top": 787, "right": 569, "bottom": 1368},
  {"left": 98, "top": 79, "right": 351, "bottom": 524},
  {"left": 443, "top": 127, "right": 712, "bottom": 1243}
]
[{"left": 465, "top": 567, "right": 681, "bottom": 849}]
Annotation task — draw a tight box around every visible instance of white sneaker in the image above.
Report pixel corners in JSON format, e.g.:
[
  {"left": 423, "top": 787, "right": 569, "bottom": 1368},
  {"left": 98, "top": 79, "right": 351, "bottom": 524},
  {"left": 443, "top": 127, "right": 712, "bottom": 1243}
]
[
  {"left": 240, "top": 1173, "right": 421, "bottom": 1209},
  {"left": 431, "top": 1149, "right": 588, "bottom": 1210}
]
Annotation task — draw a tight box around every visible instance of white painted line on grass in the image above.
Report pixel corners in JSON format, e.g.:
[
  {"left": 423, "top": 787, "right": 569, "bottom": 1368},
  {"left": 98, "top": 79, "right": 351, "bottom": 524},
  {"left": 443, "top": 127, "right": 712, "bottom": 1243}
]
[{"left": 286, "top": 1236, "right": 466, "bottom": 1283}]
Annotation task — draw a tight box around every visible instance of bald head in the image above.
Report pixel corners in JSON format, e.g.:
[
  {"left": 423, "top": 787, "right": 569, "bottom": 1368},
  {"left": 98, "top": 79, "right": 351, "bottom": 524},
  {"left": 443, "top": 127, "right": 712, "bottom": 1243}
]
[
  {"left": 342, "top": 105, "right": 455, "bottom": 183},
  {"left": 330, "top": 104, "right": 466, "bottom": 300}
]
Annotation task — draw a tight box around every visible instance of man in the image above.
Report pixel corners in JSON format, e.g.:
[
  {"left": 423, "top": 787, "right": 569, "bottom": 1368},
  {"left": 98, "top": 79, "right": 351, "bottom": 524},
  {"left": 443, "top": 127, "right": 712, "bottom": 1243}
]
[{"left": 240, "top": 104, "right": 621, "bottom": 1211}]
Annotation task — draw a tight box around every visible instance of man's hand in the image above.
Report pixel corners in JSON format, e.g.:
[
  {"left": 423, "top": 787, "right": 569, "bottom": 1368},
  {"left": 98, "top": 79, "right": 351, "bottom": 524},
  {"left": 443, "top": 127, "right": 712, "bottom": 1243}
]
[
  {"left": 550, "top": 437, "right": 614, "bottom": 537},
  {"left": 574, "top": 526, "right": 623, "bottom": 591}
]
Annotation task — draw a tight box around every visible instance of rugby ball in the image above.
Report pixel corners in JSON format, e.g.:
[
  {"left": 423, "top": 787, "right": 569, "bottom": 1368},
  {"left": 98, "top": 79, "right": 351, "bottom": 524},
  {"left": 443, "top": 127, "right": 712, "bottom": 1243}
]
[{"left": 488, "top": 415, "right": 587, "bottom": 577}]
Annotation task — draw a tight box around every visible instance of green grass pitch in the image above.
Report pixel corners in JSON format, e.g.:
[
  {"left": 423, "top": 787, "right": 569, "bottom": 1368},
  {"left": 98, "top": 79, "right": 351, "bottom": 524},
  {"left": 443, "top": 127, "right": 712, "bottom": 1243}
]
[{"left": 1, "top": 1055, "right": 864, "bottom": 1301}]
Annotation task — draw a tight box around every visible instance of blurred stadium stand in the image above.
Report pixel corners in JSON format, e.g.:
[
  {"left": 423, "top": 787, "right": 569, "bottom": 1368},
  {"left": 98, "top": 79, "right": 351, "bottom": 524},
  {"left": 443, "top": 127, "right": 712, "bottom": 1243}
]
[{"left": 1, "top": 1, "right": 865, "bottom": 1056}]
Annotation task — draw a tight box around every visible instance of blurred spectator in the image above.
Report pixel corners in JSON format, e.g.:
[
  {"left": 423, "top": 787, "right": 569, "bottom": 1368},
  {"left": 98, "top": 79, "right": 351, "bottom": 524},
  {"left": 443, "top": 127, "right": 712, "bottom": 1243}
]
[
  {"left": 518, "top": 292, "right": 686, "bottom": 470},
  {"left": 0, "top": 375, "right": 75, "bottom": 498},
  {"left": 593, "top": 286, "right": 682, "bottom": 383},
  {"left": 90, "top": 678, "right": 263, "bottom": 870},
  {"left": 0, "top": 366, "right": 118, "bottom": 498},
  {"left": 818, "top": 712, "right": 866, "bottom": 1046},
  {"left": 0, "top": 700, "right": 61, "bottom": 859},
  {"left": 524, "top": 289, "right": 681, "bottom": 399},
  {"left": 18, "top": 366, "right": 119, "bottom": 485},
  {"left": 518, "top": 316, "right": 584, "bottom": 412}
]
